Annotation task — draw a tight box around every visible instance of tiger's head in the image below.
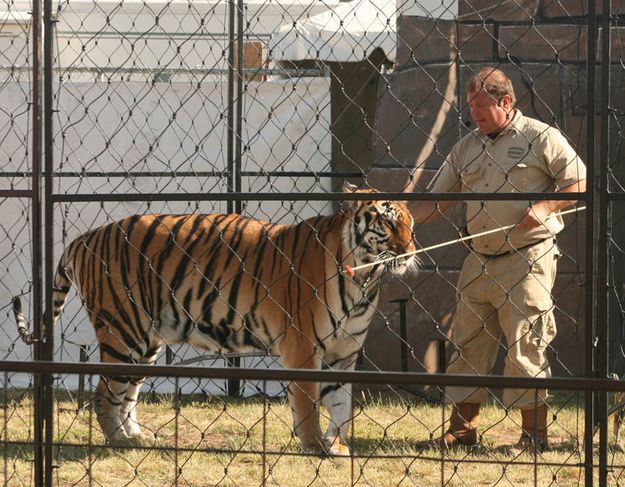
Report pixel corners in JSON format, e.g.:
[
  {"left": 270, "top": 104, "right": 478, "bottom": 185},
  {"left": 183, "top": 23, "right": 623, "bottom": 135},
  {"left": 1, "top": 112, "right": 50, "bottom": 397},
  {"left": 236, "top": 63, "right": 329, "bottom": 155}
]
[{"left": 342, "top": 182, "right": 418, "bottom": 277}]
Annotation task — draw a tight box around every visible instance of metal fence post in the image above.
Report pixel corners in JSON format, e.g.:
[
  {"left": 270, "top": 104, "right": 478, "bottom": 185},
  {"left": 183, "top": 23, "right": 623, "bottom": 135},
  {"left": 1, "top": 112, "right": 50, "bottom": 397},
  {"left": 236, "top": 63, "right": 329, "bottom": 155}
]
[
  {"left": 597, "top": 0, "right": 612, "bottom": 483},
  {"left": 227, "top": 356, "right": 241, "bottom": 398},
  {"left": 389, "top": 298, "right": 410, "bottom": 372},
  {"left": 437, "top": 340, "right": 447, "bottom": 374},
  {"left": 42, "top": 0, "right": 57, "bottom": 480},
  {"left": 224, "top": 0, "right": 244, "bottom": 399},
  {"left": 30, "top": 0, "right": 45, "bottom": 481},
  {"left": 584, "top": 0, "right": 598, "bottom": 484}
]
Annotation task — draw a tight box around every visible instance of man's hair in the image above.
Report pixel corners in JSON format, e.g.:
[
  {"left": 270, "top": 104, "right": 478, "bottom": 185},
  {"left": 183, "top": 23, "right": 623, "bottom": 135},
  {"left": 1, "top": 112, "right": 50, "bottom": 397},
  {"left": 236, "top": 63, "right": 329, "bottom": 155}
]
[{"left": 467, "top": 67, "right": 516, "bottom": 106}]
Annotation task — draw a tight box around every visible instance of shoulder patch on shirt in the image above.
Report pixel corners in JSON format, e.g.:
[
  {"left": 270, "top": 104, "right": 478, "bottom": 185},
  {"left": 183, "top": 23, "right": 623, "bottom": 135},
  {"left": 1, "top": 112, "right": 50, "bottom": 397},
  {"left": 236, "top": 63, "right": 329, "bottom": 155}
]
[{"left": 507, "top": 147, "right": 526, "bottom": 159}]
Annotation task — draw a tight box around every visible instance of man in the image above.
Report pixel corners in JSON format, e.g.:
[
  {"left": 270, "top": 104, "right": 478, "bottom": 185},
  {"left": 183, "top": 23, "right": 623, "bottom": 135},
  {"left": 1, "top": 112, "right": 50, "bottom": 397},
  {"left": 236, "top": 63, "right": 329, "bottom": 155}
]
[{"left": 412, "top": 67, "right": 586, "bottom": 453}]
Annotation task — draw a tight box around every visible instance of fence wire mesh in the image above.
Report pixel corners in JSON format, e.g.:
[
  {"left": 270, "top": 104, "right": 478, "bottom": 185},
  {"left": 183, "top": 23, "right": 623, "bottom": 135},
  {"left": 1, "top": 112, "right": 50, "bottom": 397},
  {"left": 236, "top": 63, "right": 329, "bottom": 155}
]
[{"left": 0, "top": 0, "right": 619, "bottom": 485}]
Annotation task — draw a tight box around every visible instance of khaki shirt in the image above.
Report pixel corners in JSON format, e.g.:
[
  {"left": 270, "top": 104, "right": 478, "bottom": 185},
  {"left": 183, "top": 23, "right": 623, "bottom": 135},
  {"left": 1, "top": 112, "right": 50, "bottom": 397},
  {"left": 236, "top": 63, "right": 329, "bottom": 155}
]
[{"left": 428, "top": 110, "right": 587, "bottom": 255}]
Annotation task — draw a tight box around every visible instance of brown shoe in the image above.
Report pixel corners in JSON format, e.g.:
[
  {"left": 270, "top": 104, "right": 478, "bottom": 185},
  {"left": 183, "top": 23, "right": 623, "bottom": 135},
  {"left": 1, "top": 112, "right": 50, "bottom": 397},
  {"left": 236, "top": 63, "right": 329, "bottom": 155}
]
[
  {"left": 417, "top": 403, "right": 480, "bottom": 450},
  {"left": 509, "top": 404, "right": 549, "bottom": 455}
]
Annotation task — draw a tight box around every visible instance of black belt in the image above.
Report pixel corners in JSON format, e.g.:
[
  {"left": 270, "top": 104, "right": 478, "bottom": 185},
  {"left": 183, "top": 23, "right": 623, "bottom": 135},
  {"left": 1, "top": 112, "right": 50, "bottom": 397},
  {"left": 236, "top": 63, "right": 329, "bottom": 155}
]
[{"left": 475, "top": 237, "right": 555, "bottom": 259}]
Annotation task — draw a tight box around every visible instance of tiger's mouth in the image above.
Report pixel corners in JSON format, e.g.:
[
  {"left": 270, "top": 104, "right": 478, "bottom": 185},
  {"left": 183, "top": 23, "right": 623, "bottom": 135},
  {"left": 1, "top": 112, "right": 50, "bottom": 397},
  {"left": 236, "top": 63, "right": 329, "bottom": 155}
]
[
  {"left": 387, "top": 255, "right": 418, "bottom": 275},
  {"left": 377, "top": 251, "right": 418, "bottom": 275}
]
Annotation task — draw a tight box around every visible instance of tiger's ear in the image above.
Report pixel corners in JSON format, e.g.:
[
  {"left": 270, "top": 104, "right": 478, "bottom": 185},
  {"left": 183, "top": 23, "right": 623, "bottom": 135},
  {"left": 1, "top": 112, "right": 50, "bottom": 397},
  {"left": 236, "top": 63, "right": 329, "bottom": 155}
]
[
  {"left": 342, "top": 181, "right": 359, "bottom": 193},
  {"left": 341, "top": 181, "right": 361, "bottom": 215}
]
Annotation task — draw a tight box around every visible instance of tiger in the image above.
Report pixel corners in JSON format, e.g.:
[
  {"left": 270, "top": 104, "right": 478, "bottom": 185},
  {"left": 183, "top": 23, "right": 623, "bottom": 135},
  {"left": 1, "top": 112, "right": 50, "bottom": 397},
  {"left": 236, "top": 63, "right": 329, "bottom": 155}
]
[{"left": 13, "top": 182, "right": 417, "bottom": 455}]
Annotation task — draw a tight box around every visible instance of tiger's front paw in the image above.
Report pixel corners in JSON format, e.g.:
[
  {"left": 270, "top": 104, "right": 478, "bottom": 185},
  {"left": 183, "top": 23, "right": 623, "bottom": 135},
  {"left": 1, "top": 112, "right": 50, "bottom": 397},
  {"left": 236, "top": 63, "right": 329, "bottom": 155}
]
[
  {"left": 106, "top": 430, "right": 134, "bottom": 448},
  {"left": 324, "top": 435, "right": 351, "bottom": 457},
  {"left": 300, "top": 437, "right": 327, "bottom": 456},
  {"left": 128, "top": 430, "right": 157, "bottom": 447},
  {"left": 107, "top": 429, "right": 156, "bottom": 448}
]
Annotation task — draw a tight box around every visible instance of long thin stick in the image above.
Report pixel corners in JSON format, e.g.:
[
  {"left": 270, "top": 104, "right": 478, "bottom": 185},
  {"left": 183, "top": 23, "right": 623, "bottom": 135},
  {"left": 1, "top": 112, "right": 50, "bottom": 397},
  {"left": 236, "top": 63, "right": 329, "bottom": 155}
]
[{"left": 345, "top": 206, "right": 586, "bottom": 276}]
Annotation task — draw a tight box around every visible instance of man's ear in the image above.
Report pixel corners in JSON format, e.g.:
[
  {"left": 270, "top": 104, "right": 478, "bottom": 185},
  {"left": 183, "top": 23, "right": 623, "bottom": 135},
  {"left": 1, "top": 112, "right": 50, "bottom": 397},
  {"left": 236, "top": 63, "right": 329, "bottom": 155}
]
[{"left": 498, "top": 94, "right": 513, "bottom": 110}]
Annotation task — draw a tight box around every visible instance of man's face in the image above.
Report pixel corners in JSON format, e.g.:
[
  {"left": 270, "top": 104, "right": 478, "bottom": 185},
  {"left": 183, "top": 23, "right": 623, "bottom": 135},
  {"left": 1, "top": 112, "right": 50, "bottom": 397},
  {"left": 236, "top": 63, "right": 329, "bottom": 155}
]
[{"left": 467, "top": 89, "right": 513, "bottom": 135}]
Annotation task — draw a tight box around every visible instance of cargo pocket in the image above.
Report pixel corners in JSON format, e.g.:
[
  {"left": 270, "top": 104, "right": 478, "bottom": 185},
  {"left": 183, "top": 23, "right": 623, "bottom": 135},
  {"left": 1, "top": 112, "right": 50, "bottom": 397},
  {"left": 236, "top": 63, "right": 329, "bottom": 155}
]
[
  {"left": 501, "top": 161, "right": 528, "bottom": 192},
  {"left": 526, "top": 241, "right": 559, "bottom": 285},
  {"left": 524, "top": 298, "right": 556, "bottom": 351}
]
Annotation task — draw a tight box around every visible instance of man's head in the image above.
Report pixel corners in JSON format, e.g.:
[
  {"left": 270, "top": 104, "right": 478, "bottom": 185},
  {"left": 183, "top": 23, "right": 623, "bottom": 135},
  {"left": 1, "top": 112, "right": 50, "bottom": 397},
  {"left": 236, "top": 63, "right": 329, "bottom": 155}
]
[{"left": 467, "top": 67, "right": 516, "bottom": 136}]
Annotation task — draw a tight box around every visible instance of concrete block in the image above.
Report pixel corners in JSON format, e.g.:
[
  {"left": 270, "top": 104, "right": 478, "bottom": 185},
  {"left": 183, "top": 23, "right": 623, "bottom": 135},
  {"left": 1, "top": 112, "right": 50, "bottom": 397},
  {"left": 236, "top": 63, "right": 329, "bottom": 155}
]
[
  {"left": 498, "top": 25, "right": 588, "bottom": 63},
  {"left": 542, "top": 0, "right": 625, "bottom": 18},
  {"left": 396, "top": 16, "right": 456, "bottom": 67},
  {"left": 459, "top": 0, "right": 539, "bottom": 21},
  {"left": 374, "top": 65, "right": 466, "bottom": 169},
  {"left": 598, "top": 27, "right": 625, "bottom": 62},
  {"left": 458, "top": 23, "right": 496, "bottom": 61}
]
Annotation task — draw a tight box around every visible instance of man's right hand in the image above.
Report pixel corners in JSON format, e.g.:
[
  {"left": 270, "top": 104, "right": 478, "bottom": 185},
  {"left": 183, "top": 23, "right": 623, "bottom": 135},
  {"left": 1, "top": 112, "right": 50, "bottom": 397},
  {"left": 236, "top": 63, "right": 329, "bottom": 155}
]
[{"left": 409, "top": 200, "right": 451, "bottom": 224}]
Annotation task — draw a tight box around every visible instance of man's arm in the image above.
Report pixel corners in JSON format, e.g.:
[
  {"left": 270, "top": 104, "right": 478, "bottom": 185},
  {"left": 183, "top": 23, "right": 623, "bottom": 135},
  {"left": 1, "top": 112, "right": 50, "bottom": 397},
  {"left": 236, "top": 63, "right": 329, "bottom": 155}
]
[
  {"left": 517, "top": 179, "right": 587, "bottom": 230},
  {"left": 411, "top": 200, "right": 453, "bottom": 224},
  {"left": 412, "top": 145, "right": 461, "bottom": 224}
]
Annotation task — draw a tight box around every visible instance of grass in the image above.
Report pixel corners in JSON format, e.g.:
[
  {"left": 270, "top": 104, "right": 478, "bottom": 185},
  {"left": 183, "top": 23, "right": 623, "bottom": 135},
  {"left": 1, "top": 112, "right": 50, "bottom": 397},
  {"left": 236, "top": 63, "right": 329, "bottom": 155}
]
[{"left": 0, "top": 390, "right": 624, "bottom": 486}]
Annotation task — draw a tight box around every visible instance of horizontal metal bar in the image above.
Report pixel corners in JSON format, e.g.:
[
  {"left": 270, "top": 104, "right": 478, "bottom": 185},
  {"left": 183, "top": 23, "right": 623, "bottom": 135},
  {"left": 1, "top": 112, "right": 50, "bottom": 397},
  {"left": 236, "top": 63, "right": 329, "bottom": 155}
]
[
  {"left": 0, "top": 438, "right": 612, "bottom": 469},
  {"left": 0, "top": 189, "right": 31, "bottom": 198},
  {"left": 175, "top": 352, "right": 276, "bottom": 366},
  {"left": 54, "top": 31, "right": 272, "bottom": 41},
  {"left": 0, "top": 171, "right": 361, "bottom": 179},
  {"left": 0, "top": 360, "right": 621, "bottom": 392},
  {"left": 456, "top": 17, "right": 600, "bottom": 26},
  {"left": 35, "top": 440, "right": 587, "bottom": 466},
  {"left": 1, "top": 65, "right": 324, "bottom": 77},
  {"left": 52, "top": 192, "right": 590, "bottom": 203}
]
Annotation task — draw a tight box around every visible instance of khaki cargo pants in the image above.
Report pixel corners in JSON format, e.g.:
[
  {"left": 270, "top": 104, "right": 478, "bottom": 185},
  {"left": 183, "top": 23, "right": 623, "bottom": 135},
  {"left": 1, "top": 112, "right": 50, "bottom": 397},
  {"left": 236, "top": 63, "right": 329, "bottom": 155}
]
[{"left": 445, "top": 238, "right": 559, "bottom": 409}]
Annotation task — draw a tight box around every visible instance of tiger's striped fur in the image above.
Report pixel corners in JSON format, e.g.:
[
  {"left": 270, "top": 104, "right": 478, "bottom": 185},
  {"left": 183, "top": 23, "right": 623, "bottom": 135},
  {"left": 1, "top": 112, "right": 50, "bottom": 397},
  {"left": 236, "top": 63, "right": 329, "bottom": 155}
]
[{"left": 14, "top": 183, "right": 417, "bottom": 455}]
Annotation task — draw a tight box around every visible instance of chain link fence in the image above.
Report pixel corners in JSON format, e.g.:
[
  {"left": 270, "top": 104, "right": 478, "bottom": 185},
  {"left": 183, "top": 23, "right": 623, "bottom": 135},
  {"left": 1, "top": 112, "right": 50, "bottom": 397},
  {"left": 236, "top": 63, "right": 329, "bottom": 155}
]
[{"left": 0, "top": 0, "right": 620, "bottom": 485}]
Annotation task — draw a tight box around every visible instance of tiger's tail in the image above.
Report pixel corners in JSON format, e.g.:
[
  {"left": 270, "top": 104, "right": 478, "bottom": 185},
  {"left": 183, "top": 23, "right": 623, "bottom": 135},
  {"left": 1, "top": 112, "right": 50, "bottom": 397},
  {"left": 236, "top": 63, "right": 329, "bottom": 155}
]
[
  {"left": 12, "top": 295, "right": 36, "bottom": 344},
  {"left": 13, "top": 251, "right": 74, "bottom": 346}
]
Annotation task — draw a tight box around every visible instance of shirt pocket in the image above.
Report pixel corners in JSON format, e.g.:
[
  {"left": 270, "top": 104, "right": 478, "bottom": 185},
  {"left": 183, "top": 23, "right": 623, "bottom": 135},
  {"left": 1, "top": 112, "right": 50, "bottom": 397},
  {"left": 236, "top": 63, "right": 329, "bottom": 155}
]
[
  {"left": 460, "top": 163, "right": 483, "bottom": 190},
  {"left": 500, "top": 161, "right": 528, "bottom": 192}
]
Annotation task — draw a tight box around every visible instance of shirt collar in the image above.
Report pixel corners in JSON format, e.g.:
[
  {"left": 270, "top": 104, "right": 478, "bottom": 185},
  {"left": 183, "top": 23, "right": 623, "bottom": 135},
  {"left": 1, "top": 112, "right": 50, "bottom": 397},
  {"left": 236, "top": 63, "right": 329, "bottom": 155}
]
[
  {"left": 475, "top": 109, "right": 524, "bottom": 141},
  {"left": 503, "top": 109, "right": 523, "bottom": 135}
]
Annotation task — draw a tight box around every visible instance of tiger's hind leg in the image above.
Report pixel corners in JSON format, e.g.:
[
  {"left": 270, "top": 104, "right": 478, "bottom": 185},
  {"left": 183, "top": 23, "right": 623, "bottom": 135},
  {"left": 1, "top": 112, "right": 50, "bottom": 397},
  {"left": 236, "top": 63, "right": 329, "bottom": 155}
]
[
  {"left": 94, "top": 376, "right": 134, "bottom": 446},
  {"left": 320, "top": 350, "right": 361, "bottom": 456},
  {"left": 96, "top": 376, "right": 155, "bottom": 447}
]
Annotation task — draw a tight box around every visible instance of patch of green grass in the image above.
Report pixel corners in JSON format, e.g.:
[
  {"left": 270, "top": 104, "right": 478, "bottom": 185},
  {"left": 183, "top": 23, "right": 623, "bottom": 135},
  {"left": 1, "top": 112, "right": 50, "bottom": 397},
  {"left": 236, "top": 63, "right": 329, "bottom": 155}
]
[{"left": 1, "top": 391, "right": 624, "bottom": 486}]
